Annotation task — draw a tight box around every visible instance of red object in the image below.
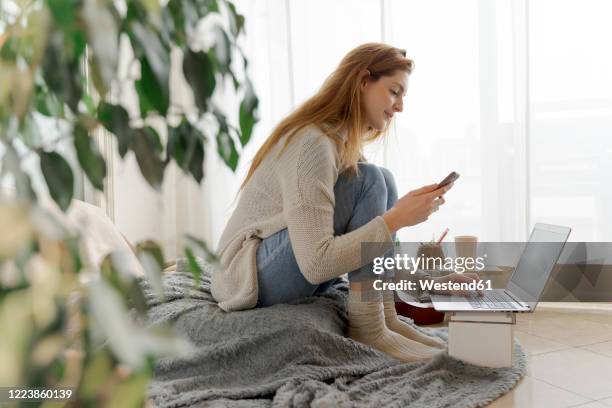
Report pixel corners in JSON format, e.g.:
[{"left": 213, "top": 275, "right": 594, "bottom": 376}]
[
  {"left": 436, "top": 227, "right": 450, "bottom": 244},
  {"left": 395, "top": 301, "right": 445, "bottom": 325}
]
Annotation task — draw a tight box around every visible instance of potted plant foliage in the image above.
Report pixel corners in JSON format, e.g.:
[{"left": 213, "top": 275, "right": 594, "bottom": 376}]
[{"left": 0, "top": 0, "right": 258, "bottom": 405}]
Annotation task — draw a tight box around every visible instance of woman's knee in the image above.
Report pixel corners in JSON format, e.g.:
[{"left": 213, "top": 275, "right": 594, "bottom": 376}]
[
  {"left": 356, "top": 162, "right": 386, "bottom": 192},
  {"left": 378, "top": 166, "right": 398, "bottom": 206},
  {"left": 357, "top": 163, "right": 397, "bottom": 206}
]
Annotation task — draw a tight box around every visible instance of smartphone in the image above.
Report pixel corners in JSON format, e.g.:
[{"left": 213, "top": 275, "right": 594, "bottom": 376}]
[{"left": 438, "top": 171, "right": 460, "bottom": 188}]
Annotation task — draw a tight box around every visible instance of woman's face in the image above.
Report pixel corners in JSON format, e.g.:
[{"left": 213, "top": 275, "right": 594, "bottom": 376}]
[{"left": 360, "top": 69, "right": 408, "bottom": 131}]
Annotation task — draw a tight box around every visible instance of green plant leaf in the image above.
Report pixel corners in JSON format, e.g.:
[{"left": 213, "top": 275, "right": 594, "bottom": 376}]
[
  {"left": 180, "top": 0, "right": 202, "bottom": 30},
  {"left": 74, "top": 123, "right": 107, "bottom": 191},
  {"left": 206, "top": 0, "right": 220, "bottom": 14},
  {"left": 39, "top": 151, "right": 74, "bottom": 211},
  {"left": 164, "top": 0, "right": 186, "bottom": 47},
  {"left": 130, "top": 127, "right": 165, "bottom": 190},
  {"left": 80, "top": 349, "right": 113, "bottom": 399},
  {"left": 127, "top": 279, "right": 149, "bottom": 315},
  {"left": 134, "top": 79, "right": 155, "bottom": 118},
  {"left": 216, "top": 130, "right": 239, "bottom": 171},
  {"left": 188, "top": 0, "right": 219, "bottom": 18},
  {"left": 1, "top": 36, "right": 18, "bottom": 61},
  {"left": 225, "top": 0, "right": 245, "bottom": 37},
  {"left": 88, "top": 55, "right": 110, "bottom": 98},
  {"left": 71, "top": 30, "right": 88, "bottom": 61},
  {"left": 135, "top": 57, "right": 169, "bottom": 116},
  {"left": 41, "top": 31, "right": 82, "bottom": 113},
  {"left": 188, "top": 135, "right": 205, "bottom": 184},
  {"left": 19, "top": 115, "right": 43, "bottom": 149},
  {"left": 126, "top": 0, "right": 148, "bottom": 22},
  {"left": 184, "top": 246, "right": 202, "bottom": 287},
  {"left": 182, "top": 49, "right": 216, "bottom": 112},
  {"left": 98, "top": 102, "right": 131, "bottom": 158},
  {"left": 88, "top": 279, "right": 147, "bottom": 369},
  {"left": 212, "top": 25, "right": 231, "bottom": 75},
  {"left": 100, "top": 255, "right": 126, "bottom": 296},
  {"left": 129, "top": 22, "right": 170, "bottom": 116},
  {"left": 229, "top": 70, "right": 240, "bottom": 91},
  {"left": 99, "top": 253, "right": 149, "bottom": 315},
  {"left": 0, "top": 279, "right": 30, "bottom": 304},
  {"left": 82, "top": 93, "right": 96, "bottom": 116},
  {"left": 136, "top": 240, "right": 165, "bottom": 302},
  {"left": 135, "top": 240, "right": 164, "bottom": 267},
  {"left": 35, "top": 84, "right": 65, "bottom": 118},
  {"left": 166, "top": 124, "right": 186, "bottom": 169},
  {"left": 239, "top": 79, "right": 258, "bottom": 146},
  {"left": 45, "top": 0, "right": 78, "bottom": 31},
  {"left": 167, "top": 119, "right": 206, "bottom": 184},
  {"left": 82, "top": 0, "right": 119, "bottom": 93},
  {"left": 184, "top": 234, "right": 218, "bottom": 264},
  {"left": 106, "top": 372, "right": 149, "bottom": 408},
  {"left": 63, "top": 234, "right": 83, "bottom": 273},
  {"left": 24, "top": 307, "right": 68, "bottom": 387},
  {"left": 45, "top": 0, "right": 87, "bottom": 60},
  {"left": 213, "top": 111, "right": 239, "bottom": 171}
]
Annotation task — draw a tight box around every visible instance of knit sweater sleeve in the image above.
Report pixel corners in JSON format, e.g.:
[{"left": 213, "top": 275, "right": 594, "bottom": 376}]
[{"left": 280, "top": 133, "right": 393, "bottom": 285}]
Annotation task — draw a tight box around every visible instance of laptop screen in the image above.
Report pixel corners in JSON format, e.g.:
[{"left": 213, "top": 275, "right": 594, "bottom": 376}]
[{"left": 508, "top": 224, "right": 571, "bottom": 306}]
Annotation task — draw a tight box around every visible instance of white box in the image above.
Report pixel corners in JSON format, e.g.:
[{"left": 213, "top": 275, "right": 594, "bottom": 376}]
[{"left": 448, "top": 311, "right": 516, "bottom": 368}]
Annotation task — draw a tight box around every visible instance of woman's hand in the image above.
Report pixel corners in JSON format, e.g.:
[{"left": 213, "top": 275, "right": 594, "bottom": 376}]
[
  {"left": 382, "top": 183, "right": 453, "bottom": 233},
  {"left": 430, "top": 272, "right": 483, "bottom": 297}
]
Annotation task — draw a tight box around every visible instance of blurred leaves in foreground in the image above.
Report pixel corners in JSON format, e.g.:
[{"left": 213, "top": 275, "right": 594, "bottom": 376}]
[{"left": 0, "top": 0, "right": 258, "bottom": 405}]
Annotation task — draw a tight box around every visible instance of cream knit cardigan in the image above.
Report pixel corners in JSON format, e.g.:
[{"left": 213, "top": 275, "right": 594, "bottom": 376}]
[{"left": 212, "top": 125, "right": 394, "bottom": 311}]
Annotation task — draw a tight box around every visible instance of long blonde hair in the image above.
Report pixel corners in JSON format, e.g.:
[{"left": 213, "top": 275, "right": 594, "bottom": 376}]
[{"left": 239, "top": 43, "right": 414, "bottom": 191}]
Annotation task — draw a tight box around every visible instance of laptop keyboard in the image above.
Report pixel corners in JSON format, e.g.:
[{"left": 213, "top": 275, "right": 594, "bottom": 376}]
[{"left": 468, "top": 290, "right": 521, "bottom": 310}]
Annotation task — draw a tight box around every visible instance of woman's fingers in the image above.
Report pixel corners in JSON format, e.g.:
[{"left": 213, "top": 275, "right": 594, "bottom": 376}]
[
  {"left": 460, "top": 273, "right": 483, "bottom": 295},
  {"left": 444, "top": 273, "right": 484, "bottom": 296},
  {"left": 464, "top": 272, "right": 479, "bottom": 280},
  {"left": 395, "top": 182, "right": 452, "bottom": 227},
  {"left": 410, "top": 183, "right": 439, "bottom": 196},
  {"left": 426, "top": 184, "right": 452, "bottom": 199},
  {"left": 431, "top": 196, "right": 445, "bottom": 213},
  {"left": 408, "top": 181, "right": 453, "bottom": 199}
]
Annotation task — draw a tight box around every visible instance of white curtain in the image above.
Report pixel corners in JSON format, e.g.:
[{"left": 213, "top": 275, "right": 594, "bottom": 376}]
[{"left": 108, "top": 0, "right": 612, "bottom": 259}]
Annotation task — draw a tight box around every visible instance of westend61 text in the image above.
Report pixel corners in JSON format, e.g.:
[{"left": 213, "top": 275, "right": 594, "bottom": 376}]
[{"left": 372, "top": 279, "right": 493, "bottom": 291}]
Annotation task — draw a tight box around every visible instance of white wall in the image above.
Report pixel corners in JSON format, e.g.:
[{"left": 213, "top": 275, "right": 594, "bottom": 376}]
[{"left": 108, "top": 0, "right": 612, "bottom": 261}]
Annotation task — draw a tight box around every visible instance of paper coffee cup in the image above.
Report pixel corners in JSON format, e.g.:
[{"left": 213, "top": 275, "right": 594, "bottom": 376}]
[{"left": 455, "top": 235, "right": 478, "bottom": 270}]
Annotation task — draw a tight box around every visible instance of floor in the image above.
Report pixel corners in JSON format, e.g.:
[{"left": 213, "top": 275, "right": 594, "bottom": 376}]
[{"left": 484, "top": 307, "right": 612, "bottom": 408}]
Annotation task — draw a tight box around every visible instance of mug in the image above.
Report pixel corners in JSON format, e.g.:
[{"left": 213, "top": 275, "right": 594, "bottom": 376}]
[{"left": 455, "top": 235, "right": 478, "bottom": 271}]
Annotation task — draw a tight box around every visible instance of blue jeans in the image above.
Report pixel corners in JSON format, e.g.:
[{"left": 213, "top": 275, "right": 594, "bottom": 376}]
[{"left": 255, "top": 162, "right": 398, "bottom": 307}]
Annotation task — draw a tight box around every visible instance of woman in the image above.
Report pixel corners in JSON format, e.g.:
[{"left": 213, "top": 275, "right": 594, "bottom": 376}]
[{"left": 212, "top": 43, "right": 477, "bottom": 362}]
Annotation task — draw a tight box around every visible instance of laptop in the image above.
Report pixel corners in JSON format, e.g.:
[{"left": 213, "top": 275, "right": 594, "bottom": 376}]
[{"left": 430, "top": 223, "right": 571, "bottom": 312}]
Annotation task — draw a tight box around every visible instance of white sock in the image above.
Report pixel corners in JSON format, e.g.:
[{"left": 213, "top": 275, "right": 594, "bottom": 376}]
[
  {"left": 347, "top": 288, "right": 440, "bottom": 362},
  {"left": 381, "top": 289, "right": 446, "bottom": 349}
]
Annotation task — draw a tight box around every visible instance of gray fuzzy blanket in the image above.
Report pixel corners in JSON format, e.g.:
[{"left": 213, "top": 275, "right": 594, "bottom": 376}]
[{"left": 138, "top": 259, "right": 526, "bottom": 407}]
